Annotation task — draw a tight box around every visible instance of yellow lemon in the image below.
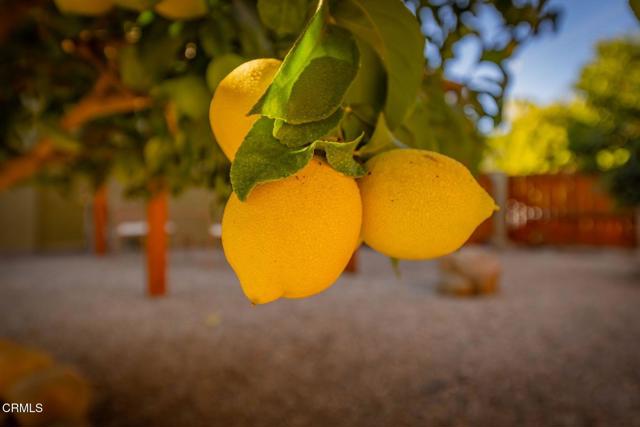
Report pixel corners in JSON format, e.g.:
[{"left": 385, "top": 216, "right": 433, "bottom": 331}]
[
  {"left": 222, "top": 157, "right": 362, "bottom": 304},
  {"left": 54, "top": 0, "right": 113, "bottom": 15},
  {"left": 0, "top": 340, "right": 53, "bottom": 395},
  {"left": 209, "top": 58, "right": 281, "bottom": 160},
  {"left": 154, "top": 0, "right": 207, "bottom": 20},
  {"left": 359, "top": 149, "right": 497, "bottom": 260}
]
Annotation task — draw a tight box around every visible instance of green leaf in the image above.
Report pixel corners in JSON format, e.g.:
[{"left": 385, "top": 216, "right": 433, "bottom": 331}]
[
  {"left": 630, "top": 0, "right": 640, "bottom": 21},
  {"left": 199, "top": 18, "right": 236, "bottom": 57},
  {"left": 480, "top": 40, "right": 517, "bottom": 65},
  {"left": 251, "top": 2, "right": 359, "bottom": 124},
  {"left": 153, "top": 75, "right": 211, "bottom": 120},
  {"left": 358, "top": 113, "right": 400, "bottom": 157},
  {"left": 394, "top": 98, "right": 440, "bottom": 151},
  {"left": 332, "top": 0, "right": 425, "bottom": 130},
  {"left": 273, "top": 108, "right": 343, "bottom": 147},
  {"left": 231, "top": 117, "right": 315, "bottom": 201},
  {"left": 39, "top": 123, "right": 81, "bottom": 154},
  {"left": 340, "top": 108, "right": 370, "bottom": 142},
  {"left": 316, "top": 134, "right": 365, "bottom": 177},
  {"left": 344, "top": 37, "right": 386, "bottom": 113},
  {"left": 144, "top": 136, "right": 172, "bottom": 173},
  {"left": 257, "top": 0, "right": 310, "bottom": 36},
  {"left": 119, "top": 45, "right": 151, "bottom": 90},
  {"left": 119, "top": 34, "right": 185, "bottom": 90}
]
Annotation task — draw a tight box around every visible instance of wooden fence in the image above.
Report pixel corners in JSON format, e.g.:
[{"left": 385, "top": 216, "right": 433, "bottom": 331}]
[
  {"left": 506, "top": 174, "right": 636, "bottom": 247},
  {"left": 470, "top": 174, "right": 637, "bottom": 248}
]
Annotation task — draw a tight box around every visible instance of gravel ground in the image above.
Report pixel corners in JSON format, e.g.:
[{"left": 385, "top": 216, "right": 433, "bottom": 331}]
[{"left": 1, "top": 247, "right": 639, "bottom": 427}]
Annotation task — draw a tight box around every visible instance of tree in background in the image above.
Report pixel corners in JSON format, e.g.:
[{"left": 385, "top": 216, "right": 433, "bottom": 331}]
[
  {"left": 0, "top": 0, "right": 559, "bottom": 295},
  {"left": 571, "top": 37, "right": 640, "bottom": 206},
  {"left": 484, "top": 36, "right": 639, "bottom": 207},
  {"left": 483, "top": 100, "right": 577, "bottom": 175},
  {"left": 0, "top": 0, "right": 560, "bottom": 190}
]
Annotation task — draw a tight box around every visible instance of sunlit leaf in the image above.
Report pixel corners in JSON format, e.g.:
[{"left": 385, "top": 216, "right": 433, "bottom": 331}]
[
  {"left": 257, "top": 0, "right": 310, "bottom": 36},
  {"left": 231, "top": 117, "right": 315, "bottom": 200},
  {"left": 251, "top": 1, "right": 359, "bottom": 124},
  {"left": 332, "top": 0, "right": 425, "bottom": 130},
  {"left": 315, "top": 134, "right": 365, "bottom": 177},
  {"left": 273, "top": 108, "right": 343, "bottom": 147}
]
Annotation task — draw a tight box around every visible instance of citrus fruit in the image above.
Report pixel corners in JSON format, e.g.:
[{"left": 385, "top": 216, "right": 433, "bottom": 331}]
[
  {"left": 0, "top": 340, "right": 53, "bottom": 395},
  {"left": 154, "top": 0, "right": 207, "bottom": 20},
  {"left": 359, "top": 149, "right": 497, "bottom": 260},
  {"left": 54, "top": 0, "right": 113, "bottom": 15},
  {"left": 209, "top": 58, "right": 281, "bottom": 160},
  {"left": 7, "top": 367, "right": 91, "bottom": 426},
  {"left": 206, "top": 54, "right": 245, "bottom": 92},
  {"left": 222, "top": 157, "right": 362, "bottom": 304}
]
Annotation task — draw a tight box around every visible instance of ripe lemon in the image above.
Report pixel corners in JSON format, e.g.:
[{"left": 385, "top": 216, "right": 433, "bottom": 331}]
[
  {"left": 359, "top": 149, "right": 497, "bottom": 260},
  {"left": 154, "top": 0, "right": 207, "bottom": 20},
  {"left": 54, "top": 0, "right": 113, "bottom": 15},
  {"left": 0, "top": 340, "right": 53, "bottom": 394},
  {"left": 209, "top": 58, "right": 281, "bottom": 160},
  {"left": 222, "top": 157, "right": 362, "bottom": 304}
]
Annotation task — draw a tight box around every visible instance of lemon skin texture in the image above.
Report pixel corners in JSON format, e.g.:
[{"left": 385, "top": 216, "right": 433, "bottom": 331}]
[
  {"left": 54, "top": 0, "right": 113, "bottom": 15},
  {"left": 209, "top": 58, "right": 281, "bottom": 160},
  {"left": 222, "top": 157, "right": 362, "bottom": 304},
  {"left": 359, "top": 149, "right": 497, "bottom": 260},
  {"left": 154, "top": 0, "right": 208, "bottom": 20}
]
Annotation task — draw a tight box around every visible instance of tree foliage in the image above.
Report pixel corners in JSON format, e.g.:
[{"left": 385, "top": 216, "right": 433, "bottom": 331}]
[
  {"left": 484, "top": 36, "right": 639, "bottom": 206},
  {"left": 572, "top": 37, "right": 640, "bottom": 206},
  {"left": 0, "top": 0, "right": 559, "bottom": 201},
  {"left": 483, "top": 101, "right": 576, "bottom": 175}
]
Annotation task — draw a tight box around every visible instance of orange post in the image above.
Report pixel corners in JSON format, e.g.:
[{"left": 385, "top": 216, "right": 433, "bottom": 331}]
[
  {"left": 93, "top": 186, "right": 108, "bottom": 256},
  {"left": 146, "top": 189, "right": 168, "bottom": 296}
]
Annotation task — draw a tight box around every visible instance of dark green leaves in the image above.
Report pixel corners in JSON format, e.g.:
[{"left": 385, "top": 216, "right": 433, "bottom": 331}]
[
  {"left": 250, "top": 2, "right": 359, "bottom": 124},
  {"left": 358, "top": 114, "right": 399, "bottom": 157},
  {"left": 273, "top": 108, "right": 343, "bottom": 148},
  {"left": 316, "top": 135, "right": 365, "bottom": 177},
  {"left": 231, "top": 118, "right": 316, "bottom": 201},
  {"left": 153, "top": 75, "right": 210, "bottom": 120},
  {"left": 231, "top": 119, "right": 365, "bottom": 201},
  {"left": 257, "top": 0, "right": 310, "bottom": 36},
  {"left": 231, "top": 0, "right": 364, "bottom": 199},
  {"left": 333, "top": 0, "right": 425, "bottom": 130},
  {"left": 230, "top": 0, "right": 425, "bottom": 200},
  {"left": 631, "top": 0, "right": 640, "bottom": 21}
]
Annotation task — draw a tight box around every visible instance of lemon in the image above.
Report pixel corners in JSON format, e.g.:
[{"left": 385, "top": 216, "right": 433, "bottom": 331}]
[
  {"left": 206, "top": 54, "right": 245, "bottom": 92},
  {"left": 209, "top": 58, "right": 281, "bottom": 160},
  {"left": 359, "top": 149, "right": 497, "bottom": 260},
  {"left": 154, "top": 0, "right": 207, "bottom": 20},
  {"left": 54, "top": 0, "right": 113, "bottom": 15},
  {"left": 0, "top": 340, "right": 53, "bottom": 395},
  {"left": 7, "top": 367, "right": 91, "bottom": 427},
  {"left": 222, "top": 157, "right": 362, "bottom": 304}
]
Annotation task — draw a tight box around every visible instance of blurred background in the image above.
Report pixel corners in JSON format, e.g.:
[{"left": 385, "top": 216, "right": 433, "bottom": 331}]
[{"left": 0, "top": 0, "right": 639, "bottom": 426}]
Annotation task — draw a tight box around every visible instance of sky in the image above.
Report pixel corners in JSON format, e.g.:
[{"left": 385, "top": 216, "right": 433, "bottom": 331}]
[
  {"left": 441, "top": 0, "right": 639, "bottom": 107},
  {"left": 507, "top": 0, "right": 639, "bottom": 104}
]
